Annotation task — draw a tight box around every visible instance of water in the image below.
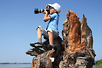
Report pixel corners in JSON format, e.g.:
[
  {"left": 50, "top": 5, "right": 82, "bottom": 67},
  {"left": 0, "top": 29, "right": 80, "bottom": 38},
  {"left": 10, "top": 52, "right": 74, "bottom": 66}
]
[
  {"left": 0, "top": 64, "right": 96, "bottom": 68},
  {"left": 0, "top": 64, "right": 31, "bottom": 68}
]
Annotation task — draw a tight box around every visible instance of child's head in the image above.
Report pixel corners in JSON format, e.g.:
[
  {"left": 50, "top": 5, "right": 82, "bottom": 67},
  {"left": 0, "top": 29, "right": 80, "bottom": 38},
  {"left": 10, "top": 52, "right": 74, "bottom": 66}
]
[{"left": 48, "top": 3, "right": 61, "bottom": 14}]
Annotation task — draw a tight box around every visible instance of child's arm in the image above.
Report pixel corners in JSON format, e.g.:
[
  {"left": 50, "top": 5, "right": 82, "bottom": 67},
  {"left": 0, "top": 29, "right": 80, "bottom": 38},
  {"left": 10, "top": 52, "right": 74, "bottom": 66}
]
[{"left": 43, "top": 10, "right": 51, "bottom": 22}]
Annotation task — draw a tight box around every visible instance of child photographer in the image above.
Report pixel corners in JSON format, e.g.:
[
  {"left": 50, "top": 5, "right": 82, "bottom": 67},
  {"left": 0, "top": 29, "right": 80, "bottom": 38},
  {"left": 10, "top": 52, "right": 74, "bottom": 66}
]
[{"left": 32, "top": 3, "right": 61, "bottom": 49}]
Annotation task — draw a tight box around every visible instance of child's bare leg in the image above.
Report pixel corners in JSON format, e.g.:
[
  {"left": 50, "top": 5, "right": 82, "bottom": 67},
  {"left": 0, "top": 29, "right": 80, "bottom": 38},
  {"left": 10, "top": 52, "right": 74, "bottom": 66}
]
[
  {"left": 48, "top": 31, "right": 53, "bottom": 45},
  {"left": 37, "top": 27, "right": 42, "bottom": 43},
  {"left": 48, "top": 31, "right": 55, "bottom": 58}
]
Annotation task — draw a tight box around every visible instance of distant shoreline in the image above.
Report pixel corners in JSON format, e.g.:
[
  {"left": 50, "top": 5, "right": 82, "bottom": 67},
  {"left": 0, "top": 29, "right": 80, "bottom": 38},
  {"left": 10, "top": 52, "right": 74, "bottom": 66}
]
[{"left": 0, "top": 63, "right": 31, "bottom": 64}]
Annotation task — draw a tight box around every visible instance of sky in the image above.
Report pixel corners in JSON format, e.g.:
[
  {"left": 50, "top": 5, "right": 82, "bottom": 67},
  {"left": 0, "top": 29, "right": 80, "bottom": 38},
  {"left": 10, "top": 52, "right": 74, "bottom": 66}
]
[{"left": 0, "top": 0, "right": 102, "bottom": 63}]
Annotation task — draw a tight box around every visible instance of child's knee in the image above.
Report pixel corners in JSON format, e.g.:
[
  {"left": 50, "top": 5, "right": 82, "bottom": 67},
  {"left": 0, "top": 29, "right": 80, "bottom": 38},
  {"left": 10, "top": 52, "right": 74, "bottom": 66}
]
[
  {"left": 36, "top": 26, "right": 42, "bottom": 31},
  {"left": 47, "top": 31, "right": 53, "bottom": 36},
  {"left": 37, "top": 27, "right": 40, "bottom": 31}
]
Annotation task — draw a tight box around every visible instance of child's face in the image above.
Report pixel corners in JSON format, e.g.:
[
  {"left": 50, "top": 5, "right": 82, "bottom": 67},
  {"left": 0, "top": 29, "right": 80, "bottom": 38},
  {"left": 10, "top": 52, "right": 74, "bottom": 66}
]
[{"left": 50, "top": 7, "right": 57, "bottom": 14}]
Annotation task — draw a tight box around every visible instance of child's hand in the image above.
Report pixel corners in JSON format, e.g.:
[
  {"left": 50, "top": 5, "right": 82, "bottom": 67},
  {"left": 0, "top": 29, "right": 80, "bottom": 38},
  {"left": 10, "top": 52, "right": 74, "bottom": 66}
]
[
  {"left": 42, "top": 9, "right": 48, "bottom": 14},
  {"left": 44, "top": 10, "right": 48, "bottom": 14},
  {"left": 44, "top": 9, "right": 51, "bottom": 22}
]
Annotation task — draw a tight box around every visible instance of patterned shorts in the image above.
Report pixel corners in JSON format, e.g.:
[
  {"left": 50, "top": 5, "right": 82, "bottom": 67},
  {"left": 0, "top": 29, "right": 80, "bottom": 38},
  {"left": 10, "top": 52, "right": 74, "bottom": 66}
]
[{"left": 37, "top": 26, "right": 59, "bottom": 38}]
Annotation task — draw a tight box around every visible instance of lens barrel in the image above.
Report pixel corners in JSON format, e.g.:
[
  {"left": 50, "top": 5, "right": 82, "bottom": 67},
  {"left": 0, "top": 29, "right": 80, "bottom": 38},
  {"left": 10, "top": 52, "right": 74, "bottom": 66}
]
[{"left": 34, "top": 9, "right": 45, "bottom": 14}]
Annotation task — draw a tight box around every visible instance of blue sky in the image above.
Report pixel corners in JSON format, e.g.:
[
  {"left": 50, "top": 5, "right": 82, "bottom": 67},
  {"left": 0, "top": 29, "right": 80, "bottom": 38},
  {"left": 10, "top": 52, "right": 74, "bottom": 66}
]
[{"left": 0, "top": 0, "right": 102, "bottom": 63}]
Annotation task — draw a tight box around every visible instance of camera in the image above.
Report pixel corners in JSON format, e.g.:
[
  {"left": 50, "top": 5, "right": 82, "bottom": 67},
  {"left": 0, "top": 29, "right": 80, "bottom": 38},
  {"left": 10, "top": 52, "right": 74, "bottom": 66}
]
[{"left": 34, "top": 5, "right": 51, "bottom": 14}]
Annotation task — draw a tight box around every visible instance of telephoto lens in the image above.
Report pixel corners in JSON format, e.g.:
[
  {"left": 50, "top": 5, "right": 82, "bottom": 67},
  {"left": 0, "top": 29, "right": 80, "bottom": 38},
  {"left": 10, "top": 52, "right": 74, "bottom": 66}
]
[{"left": 34, "top": 9, "right": 45, "bottom": 14}]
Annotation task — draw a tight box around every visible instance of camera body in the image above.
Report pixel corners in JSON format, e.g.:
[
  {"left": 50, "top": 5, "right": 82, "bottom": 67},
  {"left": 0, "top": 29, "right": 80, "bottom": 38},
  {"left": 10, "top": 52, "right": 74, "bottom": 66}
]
[{"left": 34, "top": 5, "right": 51, "bottom": 14}]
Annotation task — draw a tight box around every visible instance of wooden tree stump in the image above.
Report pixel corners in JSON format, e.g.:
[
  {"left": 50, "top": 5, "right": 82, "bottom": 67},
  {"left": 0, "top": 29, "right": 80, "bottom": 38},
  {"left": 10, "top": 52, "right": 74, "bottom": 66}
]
[
  {"left": 59, "top": 10, "right": 96, "bottom": 68},
  {"left": 26, "top": 10, "right": 96, "bottom": 68},
  {"left": 31, "top": 36, "right": 63, "bottom": 68}
]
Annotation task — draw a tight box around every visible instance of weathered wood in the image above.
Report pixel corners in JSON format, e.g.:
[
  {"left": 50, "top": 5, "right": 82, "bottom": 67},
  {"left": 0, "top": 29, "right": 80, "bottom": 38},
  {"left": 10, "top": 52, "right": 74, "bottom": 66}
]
[
  {"left": 59, "top": 10, "right": 96, "bottom": 68},
  {"left": 31, "top": 36, "right": 63, "bottom": 68}
]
